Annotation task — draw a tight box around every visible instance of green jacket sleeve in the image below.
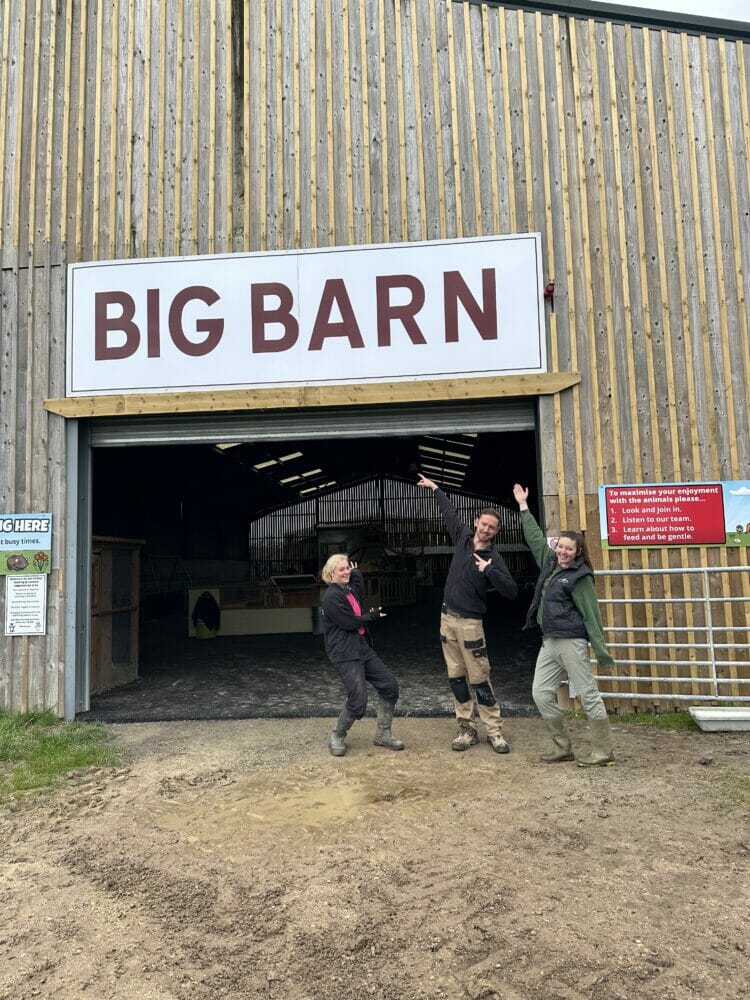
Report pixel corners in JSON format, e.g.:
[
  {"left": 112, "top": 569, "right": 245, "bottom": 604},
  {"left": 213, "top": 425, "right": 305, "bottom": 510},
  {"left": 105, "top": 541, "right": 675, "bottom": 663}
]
[
  {"left": 520, "top": 509, "right": 552, "bottom": 568},
  {"left": 570, "top": 578, "right": 615, "bottom": 667}
]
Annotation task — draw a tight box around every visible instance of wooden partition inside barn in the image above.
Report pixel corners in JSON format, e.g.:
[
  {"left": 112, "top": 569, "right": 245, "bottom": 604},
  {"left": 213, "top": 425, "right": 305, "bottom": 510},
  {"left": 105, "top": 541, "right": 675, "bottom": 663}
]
[
  {"left": 90, "top": 537, "right": 143, "bottom": 694},
  {"left": 0, "top": 0, "right": 748, "bottom": 713}
]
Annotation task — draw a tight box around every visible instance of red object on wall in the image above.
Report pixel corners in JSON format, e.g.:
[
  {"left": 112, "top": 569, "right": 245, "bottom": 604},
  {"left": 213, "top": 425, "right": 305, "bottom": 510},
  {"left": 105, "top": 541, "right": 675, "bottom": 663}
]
[{"left": 605, "top": 484, "right": 726, "bottom": 546}]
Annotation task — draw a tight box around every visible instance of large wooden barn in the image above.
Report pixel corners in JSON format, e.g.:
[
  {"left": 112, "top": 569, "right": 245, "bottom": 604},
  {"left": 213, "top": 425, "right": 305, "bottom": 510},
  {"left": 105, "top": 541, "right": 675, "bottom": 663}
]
[{"left": 1, "top": 0, "right": 748, "bottom": 719}]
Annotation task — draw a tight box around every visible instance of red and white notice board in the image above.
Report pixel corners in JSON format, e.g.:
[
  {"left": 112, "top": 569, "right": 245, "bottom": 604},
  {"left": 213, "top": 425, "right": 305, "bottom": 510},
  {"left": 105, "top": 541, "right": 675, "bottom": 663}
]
[{"left": 599, "top": 481, "right": 750, "bottom": 548}]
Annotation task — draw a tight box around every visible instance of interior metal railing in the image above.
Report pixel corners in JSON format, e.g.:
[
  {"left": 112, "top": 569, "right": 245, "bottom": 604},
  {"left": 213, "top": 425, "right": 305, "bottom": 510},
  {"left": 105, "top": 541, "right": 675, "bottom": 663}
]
[{"left": 593, "top": 565, "right": 750, "bottom": 703}]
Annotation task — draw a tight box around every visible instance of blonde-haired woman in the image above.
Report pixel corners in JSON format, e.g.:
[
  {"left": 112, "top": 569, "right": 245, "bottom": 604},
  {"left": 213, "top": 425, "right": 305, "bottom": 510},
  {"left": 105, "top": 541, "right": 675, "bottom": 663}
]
[{"left": 320, "top": 554, "right": 404, "bottom": 756}]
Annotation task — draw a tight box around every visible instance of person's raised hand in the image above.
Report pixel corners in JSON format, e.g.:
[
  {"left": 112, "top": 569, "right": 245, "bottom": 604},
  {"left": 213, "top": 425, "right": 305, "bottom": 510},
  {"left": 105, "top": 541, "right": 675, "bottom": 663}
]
[
  {"left": 513, "top": 483, "right": 529, "bottom": 506},
  {"left": 417, "top": 473, "right": 437, "bottom": 491}
]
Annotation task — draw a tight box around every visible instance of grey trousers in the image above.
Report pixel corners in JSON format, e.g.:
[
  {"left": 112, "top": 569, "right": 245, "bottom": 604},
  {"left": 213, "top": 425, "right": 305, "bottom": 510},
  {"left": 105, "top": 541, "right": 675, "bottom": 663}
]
[{"left": 532, "top": 636, "right": 608, "bottom": 720}]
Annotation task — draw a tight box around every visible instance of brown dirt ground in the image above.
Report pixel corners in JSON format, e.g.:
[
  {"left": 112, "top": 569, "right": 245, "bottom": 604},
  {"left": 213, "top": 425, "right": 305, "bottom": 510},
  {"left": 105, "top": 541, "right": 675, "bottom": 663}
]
[{"left": 1, "top": 716, "right": 748, "bottom": 1000}]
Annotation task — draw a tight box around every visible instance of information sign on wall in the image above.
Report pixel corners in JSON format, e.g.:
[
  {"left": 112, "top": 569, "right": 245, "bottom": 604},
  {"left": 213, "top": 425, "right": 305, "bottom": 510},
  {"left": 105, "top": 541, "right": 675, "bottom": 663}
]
[
  {"left": 0, "top": 514, "right": 52, "bottom": 575},
  {"left": 66, "top": 234, "right": 546, "bottom": 396},
  {"left": 4, "top": 575, "right": 47, "bottom": 636},
  {"left": 599, "top": 481, "right": 750, "bottom": 548}
]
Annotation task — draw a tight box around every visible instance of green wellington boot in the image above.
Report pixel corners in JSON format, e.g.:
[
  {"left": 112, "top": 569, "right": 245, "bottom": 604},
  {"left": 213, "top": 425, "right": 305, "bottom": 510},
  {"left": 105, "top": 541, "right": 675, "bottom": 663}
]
[
  {"left": 540, "top": 716, "right": 575, "bottom": 763},
  {"left": 373, "top": 696, "right": 404, "bottom": 750},
  {"left": 577, "top": 717, "right": 616, "bottom": 767},
  {"left": 329, "top": 708, "right": 356, "bottom": 757}
]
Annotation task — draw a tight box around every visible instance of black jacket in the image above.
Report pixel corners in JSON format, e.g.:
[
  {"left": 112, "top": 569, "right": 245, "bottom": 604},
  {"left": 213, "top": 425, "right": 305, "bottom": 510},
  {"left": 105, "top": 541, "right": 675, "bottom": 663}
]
[
  {"left": 321, "top": 570, "right": 381, "bottom": 662},
  {"left": 434, "top": 489, "right": 518, "bottom": 618},
  {"left": 523, "top": 556, "right": 592, "bottom": 638}
]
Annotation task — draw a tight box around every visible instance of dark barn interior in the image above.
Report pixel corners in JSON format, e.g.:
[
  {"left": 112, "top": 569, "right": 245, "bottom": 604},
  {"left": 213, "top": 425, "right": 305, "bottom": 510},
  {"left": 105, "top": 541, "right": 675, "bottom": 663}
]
[{"left": 82, "top": 428, "right": 542, "bottom": 721}]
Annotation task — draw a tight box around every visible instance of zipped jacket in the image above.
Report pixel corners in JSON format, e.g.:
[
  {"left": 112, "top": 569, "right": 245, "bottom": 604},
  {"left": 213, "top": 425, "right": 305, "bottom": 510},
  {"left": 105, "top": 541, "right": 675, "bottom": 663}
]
[
  {"left": 434, "top": 489, "right": 518, "bottom": 618},
  {"left": 321, "top": 569, "right": 381, "bottom": 662}
]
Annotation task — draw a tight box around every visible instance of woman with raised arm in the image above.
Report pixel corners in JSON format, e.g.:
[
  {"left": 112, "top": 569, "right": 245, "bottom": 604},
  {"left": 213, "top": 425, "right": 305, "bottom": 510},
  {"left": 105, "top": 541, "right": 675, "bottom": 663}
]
[
  {"left": 320, "top": 555, "right": 404, "bottom": 757},
  {"left": 512, "top": 484, "right": 616, "bottom": 767}
]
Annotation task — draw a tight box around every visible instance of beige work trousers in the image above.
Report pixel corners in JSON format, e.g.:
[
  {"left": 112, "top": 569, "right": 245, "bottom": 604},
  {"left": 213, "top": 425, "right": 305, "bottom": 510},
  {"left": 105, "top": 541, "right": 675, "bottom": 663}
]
[{"left": 440, "top": 611, "right": 503, "bottom": 737}]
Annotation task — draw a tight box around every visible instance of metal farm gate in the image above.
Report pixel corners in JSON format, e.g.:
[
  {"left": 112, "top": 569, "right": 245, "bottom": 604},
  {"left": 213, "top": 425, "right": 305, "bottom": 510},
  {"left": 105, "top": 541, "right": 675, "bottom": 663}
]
[{"left": 562, "top": 565, "right": 750, "bottom": 709}]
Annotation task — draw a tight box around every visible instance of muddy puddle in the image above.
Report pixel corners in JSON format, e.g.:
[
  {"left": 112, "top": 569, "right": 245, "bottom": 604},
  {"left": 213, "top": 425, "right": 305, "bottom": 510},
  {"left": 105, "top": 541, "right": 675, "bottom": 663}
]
[{"left": 149, "top": 760, "right": 457, "bottom": 858}]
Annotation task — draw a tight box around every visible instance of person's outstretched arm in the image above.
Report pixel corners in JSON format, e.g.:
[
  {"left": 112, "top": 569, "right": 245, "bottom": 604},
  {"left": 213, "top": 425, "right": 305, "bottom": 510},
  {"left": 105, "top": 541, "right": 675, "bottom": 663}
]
[
  {"left": 512, "top": 483, "right": 550, "bottom": 568},
  {"left": 417, "top": 473, "right": 465, "bottom": 543}
]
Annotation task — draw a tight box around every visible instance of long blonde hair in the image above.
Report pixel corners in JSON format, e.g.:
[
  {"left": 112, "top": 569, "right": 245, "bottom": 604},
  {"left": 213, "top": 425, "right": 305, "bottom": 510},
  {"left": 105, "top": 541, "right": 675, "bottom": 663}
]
[{"left": 321, "top": 553, "right": 350, "bottom": 583}]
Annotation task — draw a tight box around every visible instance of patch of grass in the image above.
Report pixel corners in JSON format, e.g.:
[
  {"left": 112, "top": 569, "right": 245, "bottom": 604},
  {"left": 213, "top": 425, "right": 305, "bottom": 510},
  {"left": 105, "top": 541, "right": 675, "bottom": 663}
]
[
  {"left": 565, "top": 709, "right": 699, "bottom": 731},
  {"left": 0, "top": 709, "right": 119, "bottom": 805},
  {"left": 720, "top": 771, "right": 750, "bottom": 808}
]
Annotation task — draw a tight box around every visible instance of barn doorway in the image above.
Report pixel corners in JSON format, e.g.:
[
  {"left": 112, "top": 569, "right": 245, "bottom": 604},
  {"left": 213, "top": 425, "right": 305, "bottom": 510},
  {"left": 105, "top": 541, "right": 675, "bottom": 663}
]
[{"left": 78, "top": 402, "right": 542, "bottom": 721}]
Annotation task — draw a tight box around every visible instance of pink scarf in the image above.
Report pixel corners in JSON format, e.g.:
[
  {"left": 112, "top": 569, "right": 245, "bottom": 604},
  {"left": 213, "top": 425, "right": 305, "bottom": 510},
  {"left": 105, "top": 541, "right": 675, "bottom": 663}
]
[{"left": 346, "top": 592, "right": 366, "bottom": 635}]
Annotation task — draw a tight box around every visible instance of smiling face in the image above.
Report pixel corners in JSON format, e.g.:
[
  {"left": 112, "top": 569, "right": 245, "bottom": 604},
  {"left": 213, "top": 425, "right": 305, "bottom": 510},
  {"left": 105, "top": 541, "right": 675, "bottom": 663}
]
[
  {"left": 473, "top": 513, "right": 500, "bottom": 548},
  {"left": 331, "top": 559, "right": 351, "bottom": 585},
  {"left": 554, "top": 534, "right": 579, "bottom": 569}
]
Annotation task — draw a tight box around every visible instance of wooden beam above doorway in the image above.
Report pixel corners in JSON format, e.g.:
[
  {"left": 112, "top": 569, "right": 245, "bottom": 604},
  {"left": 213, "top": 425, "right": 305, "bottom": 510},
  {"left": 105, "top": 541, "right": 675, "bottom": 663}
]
[{"left": 44, "top": 372, "right": 581, "bottom": 418}]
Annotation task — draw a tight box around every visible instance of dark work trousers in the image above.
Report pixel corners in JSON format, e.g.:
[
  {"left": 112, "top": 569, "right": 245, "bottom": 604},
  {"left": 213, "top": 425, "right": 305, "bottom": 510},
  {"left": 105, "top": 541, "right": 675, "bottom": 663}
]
[{"left": 333, "top": 638, "right": 399, "bottom": 719}]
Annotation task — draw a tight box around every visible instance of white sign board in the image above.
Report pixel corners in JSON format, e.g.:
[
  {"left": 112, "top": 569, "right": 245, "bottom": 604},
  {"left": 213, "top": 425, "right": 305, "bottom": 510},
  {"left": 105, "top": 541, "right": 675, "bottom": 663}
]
[
  {"left": 4, "top": 574, "right": 47, "bottom": 636},
  {"left": 66, "top": 234, "right": 547, "bottom": 396}
]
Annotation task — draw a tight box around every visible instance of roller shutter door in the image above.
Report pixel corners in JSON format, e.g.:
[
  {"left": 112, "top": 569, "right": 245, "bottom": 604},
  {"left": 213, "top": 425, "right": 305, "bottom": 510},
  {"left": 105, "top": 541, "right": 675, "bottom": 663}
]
[{"left": 89, "top": 399, "right": 536, "bottom": 447}]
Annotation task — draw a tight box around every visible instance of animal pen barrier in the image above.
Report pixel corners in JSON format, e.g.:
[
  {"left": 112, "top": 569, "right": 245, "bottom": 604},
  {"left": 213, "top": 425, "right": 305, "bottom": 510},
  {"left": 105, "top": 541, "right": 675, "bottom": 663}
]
[
  {"left": 247, "top": 476, "right": 530, "bottom": 584},
  {"left": 588, "top": 566, "right": 750, "bottom": 707}
]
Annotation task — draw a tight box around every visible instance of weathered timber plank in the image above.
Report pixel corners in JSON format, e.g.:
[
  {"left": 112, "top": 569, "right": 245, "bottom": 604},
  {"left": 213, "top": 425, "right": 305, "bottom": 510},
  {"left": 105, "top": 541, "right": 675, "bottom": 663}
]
[{"left": 44, "top": 372, "right": 582, "bottom": 418}]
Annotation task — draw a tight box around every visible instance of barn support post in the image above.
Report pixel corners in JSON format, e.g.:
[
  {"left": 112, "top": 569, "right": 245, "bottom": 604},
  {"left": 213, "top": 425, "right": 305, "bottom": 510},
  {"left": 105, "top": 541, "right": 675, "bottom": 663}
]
[{"left": 63, "top": 418, "right": 92, "bottom": 718}]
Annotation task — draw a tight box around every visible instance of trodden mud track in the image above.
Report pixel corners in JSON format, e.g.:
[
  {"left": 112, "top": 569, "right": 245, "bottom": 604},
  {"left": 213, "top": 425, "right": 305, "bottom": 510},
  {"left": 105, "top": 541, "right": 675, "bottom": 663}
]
[{"left": 1, "top": 717, "right": 748, "bottom": 1000}]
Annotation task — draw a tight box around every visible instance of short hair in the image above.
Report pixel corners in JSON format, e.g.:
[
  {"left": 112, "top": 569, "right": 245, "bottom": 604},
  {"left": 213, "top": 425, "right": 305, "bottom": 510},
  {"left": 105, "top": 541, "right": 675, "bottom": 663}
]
[
  {"left": 321, "top": 553, "right": 350, "bottom": 583},
  {"left": 477, "top": 507, "right": 502, "bottom": 524}
]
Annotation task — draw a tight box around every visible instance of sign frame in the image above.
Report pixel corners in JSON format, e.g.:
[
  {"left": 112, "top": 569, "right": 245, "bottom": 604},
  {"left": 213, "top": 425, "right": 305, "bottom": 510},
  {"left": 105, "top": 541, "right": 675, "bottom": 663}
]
[
  {"left": 66, "top": 234, "right": 547, "bottom": 397},
  {"left": 4, "top": 574, "right": 48, "bottom": 636},
  {"left": 598, "top": 481, "right": 750, "bottom": 548},
  {"left": 0, "top": 513, "right": 53, "bottom": 575}
]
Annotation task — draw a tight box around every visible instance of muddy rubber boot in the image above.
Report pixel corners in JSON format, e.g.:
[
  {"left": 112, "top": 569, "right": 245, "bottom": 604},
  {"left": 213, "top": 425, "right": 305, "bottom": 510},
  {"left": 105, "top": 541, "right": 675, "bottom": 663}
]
[
  {"left": 539, "top": 716, "right": 575, "bottom": 763},
  {"left": 329, "top": 708, "right": 355, "bottom": 757},
  {"left": 577, "top": 717, "right": 616, "bottom": 767},
  {"left": 373, "top": 696, "right": 404, "bottom": 750}
]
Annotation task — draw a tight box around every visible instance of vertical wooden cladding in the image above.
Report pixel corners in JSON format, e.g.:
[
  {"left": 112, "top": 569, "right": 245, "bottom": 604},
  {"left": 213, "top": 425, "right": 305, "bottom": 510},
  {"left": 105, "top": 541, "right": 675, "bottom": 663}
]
[
  {"left": 1, "top": 1, "right": 750, "bottom": 711},
  {"left": 238, "top": 0, "right": 475, "bottom": 249},
  {"left": 0, "top": 0, "right": 235, "bottom": 712},
  {"left": 1, "top": 3, "right": 749, "bottom": 474},
  {"left": 1, "top": 0, "right": 71, "bottom": 713},
  {"left": 0, "top": 0, "right": 233, "bottom": 261}
]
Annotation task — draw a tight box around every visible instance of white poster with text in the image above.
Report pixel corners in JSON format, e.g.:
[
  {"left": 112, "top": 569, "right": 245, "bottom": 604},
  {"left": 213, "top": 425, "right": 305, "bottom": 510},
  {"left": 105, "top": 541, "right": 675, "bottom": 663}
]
[{"left": 5, "top": 574, "right": 47, "bottom": 636}]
